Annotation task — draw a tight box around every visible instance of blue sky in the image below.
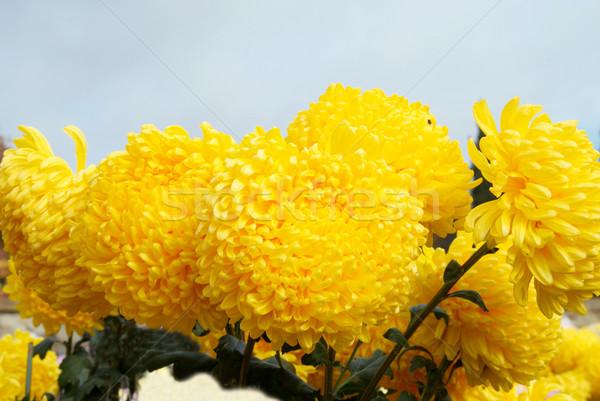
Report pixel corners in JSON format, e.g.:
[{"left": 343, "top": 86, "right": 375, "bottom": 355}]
[{"left": 1, "top": 1, "right": 599, "bottom": 169}]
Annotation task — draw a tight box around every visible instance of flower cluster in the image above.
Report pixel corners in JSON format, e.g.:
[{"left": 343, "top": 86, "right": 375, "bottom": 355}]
[
  {"left": 466, "top": 98, "right": 600, "bottom": 317},
  {"left": 1, "top": 87, "right": 599, "bottom": 398},
  {"left": 0, "top": 330, "right": 60, "bottom": 401},
  {"left": 3, "top": 260, "right": 103, "bottom": 336}
]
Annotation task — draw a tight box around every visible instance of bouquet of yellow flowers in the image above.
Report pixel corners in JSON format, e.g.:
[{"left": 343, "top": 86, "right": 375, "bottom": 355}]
[{"left": 1, "top": 84, "right": 599, "bottom": 401}]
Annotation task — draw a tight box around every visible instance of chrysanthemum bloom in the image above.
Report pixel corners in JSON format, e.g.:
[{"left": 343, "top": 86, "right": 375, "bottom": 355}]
[
  {"left": 547, "top": 327, "right": 600, "bottom": 400},
  {"left": 3, "top": 260, "right": 103, "bottom": 336},
  {"left": 391, "top": 232, "right": 561, "bottom": 391},
  {"left": 198, "top": 125, "right": 427, "bottom": 352},
  {"left": 287, "top": 84, "right": 478, "bottom": 241},
  {"left": 0, "top": 330, "right": 60, "bottom": 401},
  {"left": 465, "top": 98, "right": 600, "bottom": 318},
  {"left": 0, "top": 126, "right": 112, "bottom": 316},
  {"left": 75, "top": 124, "right": 233, "bottom": 333}
]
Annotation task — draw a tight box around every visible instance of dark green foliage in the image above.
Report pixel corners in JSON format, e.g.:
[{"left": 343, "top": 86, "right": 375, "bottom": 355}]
[
  {"left": 213, "top": 335, "right": 317, "bottom": 401},
  {"left": 410, "top": 305, "right": 449, "bottom": 326},
  {"left": 332, "top": 350, "right": 393, "bottom": 400},
  {"left": 383, "top": 328, "right": 409, "bottom": 348},
  {"left": 442, "top": 260, "right": 462, "bottom": 284},
  {"left": 444, "top": 290, "right": 489, "bottom": 312}
]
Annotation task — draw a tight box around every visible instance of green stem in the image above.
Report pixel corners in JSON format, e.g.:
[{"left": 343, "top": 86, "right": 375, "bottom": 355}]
[
  {"left": 358, "top": 243, "right": 493, "bottom": 401},
  {"left": 65, "top": 334, "right": 73, "bottom": 358},
  {"left": 324, "top": 346, "right": 336, "bottom": 401},
  {"left": 333, "top": 340, "right": 362, "bottom": 391},
  {"left": 275, "top": 350, "right": 285, "bottom": 370},
  {"left": 25, "top": 342, "right": 33, "bottom": 399},
  {"left": 239, "top": 337, "right": 256, "bottom": 387}
]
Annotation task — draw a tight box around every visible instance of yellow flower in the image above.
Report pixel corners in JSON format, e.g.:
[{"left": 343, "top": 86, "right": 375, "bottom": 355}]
[
  {"left": 547, "top": 327, "right": 600, "bottom": 400},
  {"left": 287, "top": 83, "right": 478, "bottom": 241},
  {"left": 516, "top": 381, "right": 577, "bottom": 401},
  {"left": 465, "top": 98, "right": 600, "bottom": 318},
  {"left": 416, "top": 232, "right": 561, "bottom": 390},
  {"left": 3, "top": 260, "right": 103, "bottom": 336},
  {"left": 536, "top": 370, "right": 591, "bottom": 401},
  {"left": 0, "top": 330, "right": 60, "bottom": 401},
  {"left": 198, "top": 125, "right": 427, "bottom": 352},
  {"left": 0, "top": 126, "right": 113, "bottom": 316},
  {"left": 75, "top": 123, "right": 233, "bottom": 333},
  {"left": 376, "top": 232, "right": 561, "bottom": 391}
]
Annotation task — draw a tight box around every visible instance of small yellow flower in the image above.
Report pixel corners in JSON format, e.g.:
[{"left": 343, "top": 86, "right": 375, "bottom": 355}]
[
  {"left": 75, "top": 123, "right": 233, "bottom": 333},
  {"left": 198, "top": 125, "right": 427, "bottom": 352},
  {"left": 465, "top": 98, "right": 600, "bottom": 318},
  {"left": 3, "top": 260, "right": 103, "bottom": 336},
  {"left": 0, "top": 330, "right": 60, "bottom": 401},
  {"left": 287, "top": 83, "right": 478, "bottom": 241},
  {"left": 0, "top": 126, "right": 113, "bottom": 316}
]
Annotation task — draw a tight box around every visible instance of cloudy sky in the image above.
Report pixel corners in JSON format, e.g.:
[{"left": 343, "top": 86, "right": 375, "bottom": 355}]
[{"left": 1, "top": 1, "right": 599, "bottom": 169}]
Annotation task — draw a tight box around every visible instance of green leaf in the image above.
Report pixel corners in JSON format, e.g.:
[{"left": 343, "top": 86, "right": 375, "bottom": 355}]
[
  {"left": 409, "top": 355, "right": 436, "bottom": 374},
  {"left": 396, "top": 391, "right": 418, "bottom": 401},
  {"left": 383, "top": 328, "right": 409, "bottom": 349},
  {"left": 43, "top": 394, "right": 56, "bottom": 401},
  {"left": 443, "top": 259, "right": 462, "bottom": 284},
  {"left": 300, "top": 337, "right": 328, "bottom": 367},
  {"left": 58, "top": 353, "right": 92, "bottom": 388},
  {"left": 192, "top": 321, "right": 211, "bottom": 337},
  {"left": 445, "top": 290, "right": 489, "bottom": 312},
  {"left": 33, "top": 338, "right": 57, "bottom": 360},
  {"left": 410, "top": 305, "right": 449, "bottom": 326},
  {"left": 213, "top": 335, "right": 317, "bottom": 401},
  {"left": 263, "top": 356, "right": 296, "bottom": 374},
  {"left": 333, "top": 350, "right": 393, "bottom": 399}
]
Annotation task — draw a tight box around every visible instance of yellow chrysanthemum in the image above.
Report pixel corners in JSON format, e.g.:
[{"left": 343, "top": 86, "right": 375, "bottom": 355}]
[
  {"left": 198, "top": 125, "right": 427, "bottom": 352},
  {"left": 0, "top": 126, "right": 112, "bottom": 316},
  {"left": 3, "top": 260, "right": 103, "bottom": 336},
  {"left": 465, "top": 98, "right": 600, "bottom": 318},
  {"left": 75, "top": 123, "right": 233, "bottom": 333},
  {"left": 374, "top": 232, "right": 561, "bottom": 391},
  {"left": 0, "top": 330, "right": 60, "bottom": 401},
  {"left": 287, "top": 83, "right": 478, "bottom": 241},
  {"left": 547, "top": 327, "right": 600, "bottom": 400}
]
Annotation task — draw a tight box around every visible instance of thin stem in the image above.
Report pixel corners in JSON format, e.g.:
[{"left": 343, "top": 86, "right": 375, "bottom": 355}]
[
  {"left": 239, "top": 337, "right": 256, "bottom": 387},
  {"left": 333, "top": 340, "right": 362, "bottom": 391},
  {"left": 25, "top": 342, "right": 33, "bottom": 399},
  {"left": 275, "top": 350, "right": 285, "bottom": 370},
  {"left": 65, "top": 334, "right": 73, "bottom": 358},
  {"left": 358, "top": 243, "right": 493, "bottom": 401},
  {"left": 324, "top": 346, "right": 337, "bottom": 401}
]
